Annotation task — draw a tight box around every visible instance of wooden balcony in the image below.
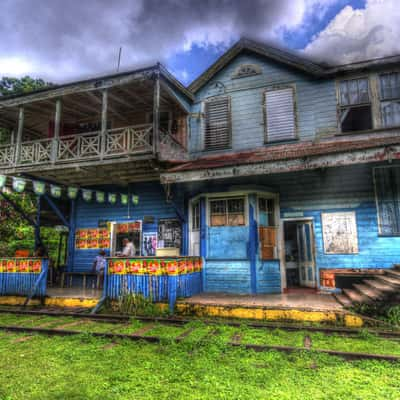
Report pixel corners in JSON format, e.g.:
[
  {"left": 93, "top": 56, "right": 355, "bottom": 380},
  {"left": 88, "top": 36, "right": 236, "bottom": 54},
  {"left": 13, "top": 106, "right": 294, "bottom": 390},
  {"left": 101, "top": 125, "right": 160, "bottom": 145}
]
[{"left": 0, "top": 64, "right": 193, "bottom": 184}]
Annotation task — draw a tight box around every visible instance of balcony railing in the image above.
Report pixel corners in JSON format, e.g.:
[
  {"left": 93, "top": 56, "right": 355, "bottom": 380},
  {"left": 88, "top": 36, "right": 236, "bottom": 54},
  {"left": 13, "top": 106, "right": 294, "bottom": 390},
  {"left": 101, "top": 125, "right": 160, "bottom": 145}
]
[{"left": 0, "top": 124, "right": 154, "bottom": 169}]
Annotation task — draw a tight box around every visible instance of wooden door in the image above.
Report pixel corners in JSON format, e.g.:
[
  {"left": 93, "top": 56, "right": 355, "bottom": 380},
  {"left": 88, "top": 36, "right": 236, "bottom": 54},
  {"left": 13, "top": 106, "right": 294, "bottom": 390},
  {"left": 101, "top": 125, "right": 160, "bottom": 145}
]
[{"left": 259, "top": 226, "right": 277, "bottom": 260}]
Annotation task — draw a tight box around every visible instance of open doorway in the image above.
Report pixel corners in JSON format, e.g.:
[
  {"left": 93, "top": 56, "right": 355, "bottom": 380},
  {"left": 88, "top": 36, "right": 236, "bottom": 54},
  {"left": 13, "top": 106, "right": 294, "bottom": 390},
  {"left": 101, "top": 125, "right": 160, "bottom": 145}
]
[{"left": 283, "top": 220, "right": 316, "bottom": 289}]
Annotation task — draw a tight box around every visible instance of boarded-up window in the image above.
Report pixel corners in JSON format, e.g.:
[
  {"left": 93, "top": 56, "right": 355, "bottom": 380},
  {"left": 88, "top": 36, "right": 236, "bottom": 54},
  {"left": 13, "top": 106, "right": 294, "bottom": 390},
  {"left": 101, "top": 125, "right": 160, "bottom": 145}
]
[
  {"left": 374, "top": 167, "right": 400, "bottom": 235},
  {"left": 204, "top": 96, "right": 231, "bottom": 150},
  {"left": 265, "top": 87, "right": 296, "bottom": 142},
  {"left": 209, "top": 198, "right": 245, "bottom": 227},
  {"left": 338, "top": 78, "right": 372, "bottom": 132},
  {"left": 379, "top": 72, "right": 400, "bottom": 128}
]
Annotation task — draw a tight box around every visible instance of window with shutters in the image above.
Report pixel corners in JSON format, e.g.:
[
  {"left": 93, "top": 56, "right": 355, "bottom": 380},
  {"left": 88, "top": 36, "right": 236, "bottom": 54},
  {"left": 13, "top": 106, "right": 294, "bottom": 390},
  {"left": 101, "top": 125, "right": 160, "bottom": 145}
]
[
  {"left": 209, "top": 197, "right": 245, "bottom": 227},
  {"left": 338, "top": 77, "right": 373, "bottom": 132},
  {"left": 374, "top": 166, "right": 400, "bottom": 236},
  {"left": 203, "top": 96, "right": 231, "bottom": 150},
  {"left": 264, "top": 87, "right": 297, "bottom": 143},
  {"left": 379, "top": 72, "right": 400, "bottom": 128}
]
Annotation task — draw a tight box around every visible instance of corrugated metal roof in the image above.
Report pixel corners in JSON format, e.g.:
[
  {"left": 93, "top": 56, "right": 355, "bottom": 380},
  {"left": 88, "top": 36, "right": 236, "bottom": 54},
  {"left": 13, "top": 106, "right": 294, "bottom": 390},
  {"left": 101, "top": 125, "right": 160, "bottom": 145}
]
[{"left": 167, "top": 134, "right": 400, "bottom": 173}]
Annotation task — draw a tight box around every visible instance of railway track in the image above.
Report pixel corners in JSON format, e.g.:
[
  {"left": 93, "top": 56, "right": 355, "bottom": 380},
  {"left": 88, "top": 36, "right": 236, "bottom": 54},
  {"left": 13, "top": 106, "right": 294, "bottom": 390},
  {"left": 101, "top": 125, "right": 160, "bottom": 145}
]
[{"left": 0, "top": 307, "right": 399, "bottom": 362}]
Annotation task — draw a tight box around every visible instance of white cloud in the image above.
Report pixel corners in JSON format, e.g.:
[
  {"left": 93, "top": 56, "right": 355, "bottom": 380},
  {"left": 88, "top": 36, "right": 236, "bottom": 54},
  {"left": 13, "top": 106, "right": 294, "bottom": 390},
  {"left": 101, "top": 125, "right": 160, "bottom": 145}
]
[{"left": 304, "top": 0, "right": 400, "bottom": 64}]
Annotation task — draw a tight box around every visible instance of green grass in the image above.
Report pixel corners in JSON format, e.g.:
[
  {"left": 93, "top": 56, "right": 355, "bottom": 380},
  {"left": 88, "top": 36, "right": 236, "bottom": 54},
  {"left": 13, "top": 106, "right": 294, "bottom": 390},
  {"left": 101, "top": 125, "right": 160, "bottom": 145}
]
[
  {"left": 0, "top": 331, "right": 399, "bottom": 400},
  {"left": 0, "top": 314, "right": 400, "bottom": 399}
]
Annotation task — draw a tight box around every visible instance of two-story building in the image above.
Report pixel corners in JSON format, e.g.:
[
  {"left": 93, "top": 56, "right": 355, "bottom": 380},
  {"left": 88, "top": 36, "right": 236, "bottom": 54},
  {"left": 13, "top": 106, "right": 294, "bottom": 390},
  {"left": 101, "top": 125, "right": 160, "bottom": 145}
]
[{"left": 1, "top": 38, "right": 400, "bottom": 304}]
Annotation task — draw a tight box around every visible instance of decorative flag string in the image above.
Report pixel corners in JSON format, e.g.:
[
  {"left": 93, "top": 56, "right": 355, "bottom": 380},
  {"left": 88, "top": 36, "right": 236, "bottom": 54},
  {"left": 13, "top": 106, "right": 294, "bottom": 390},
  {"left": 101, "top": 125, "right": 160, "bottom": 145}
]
[{"left": 0, "top": 173, "right": 139, "bottom": 206}]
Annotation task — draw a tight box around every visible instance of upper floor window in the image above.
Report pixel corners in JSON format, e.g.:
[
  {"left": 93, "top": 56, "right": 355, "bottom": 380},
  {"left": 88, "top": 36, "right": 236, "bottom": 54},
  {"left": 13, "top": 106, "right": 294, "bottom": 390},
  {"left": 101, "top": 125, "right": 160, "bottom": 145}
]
[
  {"left": 379, "top": 72, "right": 400, "bottom": 128},
  {"left": 209, "top": 197, "right": 245, "bottom": 227},
  {"left": 338, "top": 78, "right": 372, "bottom": 133},
  {"left": 374, "top": 166, "right": 400, "bottom": 236},
  {"left": 264, "top": 87, "right": 297, "bottom": 143},
  {"left": 204, "top": 96, "right": 231, "bottom": 151}
]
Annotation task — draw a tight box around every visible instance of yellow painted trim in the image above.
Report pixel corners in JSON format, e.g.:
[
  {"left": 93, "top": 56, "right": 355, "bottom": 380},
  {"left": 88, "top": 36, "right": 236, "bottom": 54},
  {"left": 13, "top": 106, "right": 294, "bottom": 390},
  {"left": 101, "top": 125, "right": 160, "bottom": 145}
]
[
  {"left": 0, "top": 296, "right": 40, "bottom": 306},
  {"left": 174, "top": 303, "right": 363, "bottom": 327},
  {"left": 45, "top": 297, "right": 99, "bottom": 308}
]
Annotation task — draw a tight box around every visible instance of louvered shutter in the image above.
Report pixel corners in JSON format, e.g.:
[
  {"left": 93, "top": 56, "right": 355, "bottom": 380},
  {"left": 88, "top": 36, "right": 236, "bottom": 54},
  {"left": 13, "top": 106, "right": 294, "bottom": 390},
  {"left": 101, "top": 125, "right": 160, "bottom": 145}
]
[
  {"left": 204, "top": 96, "right": 231, "bottom": 150},
  {"left": 265, "top": 88, "right": 296, "bottom": 142}
]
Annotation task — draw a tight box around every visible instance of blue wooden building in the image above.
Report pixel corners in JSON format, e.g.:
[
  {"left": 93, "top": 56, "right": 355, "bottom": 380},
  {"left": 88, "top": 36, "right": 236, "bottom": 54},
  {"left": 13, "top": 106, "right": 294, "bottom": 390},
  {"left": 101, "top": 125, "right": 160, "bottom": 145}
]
[{"left": 1, "top": 38, "right": 400, "bottom": 305}]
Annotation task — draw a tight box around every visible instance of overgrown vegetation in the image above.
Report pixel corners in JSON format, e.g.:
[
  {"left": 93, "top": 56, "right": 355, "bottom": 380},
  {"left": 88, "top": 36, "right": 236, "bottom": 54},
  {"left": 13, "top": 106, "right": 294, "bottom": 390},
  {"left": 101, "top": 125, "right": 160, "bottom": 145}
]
[
  {"left": 352, "top": 302, "right": 400, "bottom": 328},
  {"left": 115, "top": 292, "right": 165, "bottom": 316},
  {"left": 0, "top": 328, "right": 399, "bottom": 400}
]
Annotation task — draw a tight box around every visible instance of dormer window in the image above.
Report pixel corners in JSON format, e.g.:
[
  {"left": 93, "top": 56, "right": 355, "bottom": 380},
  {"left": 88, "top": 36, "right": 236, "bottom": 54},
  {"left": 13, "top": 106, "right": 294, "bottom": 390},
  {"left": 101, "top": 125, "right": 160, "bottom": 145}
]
[{"left": 338, "top": 78, "right": 372, "bottom": 133}]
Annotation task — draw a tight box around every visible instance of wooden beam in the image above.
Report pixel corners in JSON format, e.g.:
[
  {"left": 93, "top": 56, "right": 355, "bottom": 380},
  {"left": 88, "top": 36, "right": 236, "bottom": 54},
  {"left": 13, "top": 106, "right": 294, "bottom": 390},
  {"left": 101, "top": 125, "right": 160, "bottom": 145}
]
[
  {"left": 100, "top": 89, "right": 108, "bottom": 158},
  {"left": 15, "top": 106, "right": 24, "bottom": 164},
  {"left": 87, "top": 90, "right": 130, "bottom": 123},
  {"left": 153, "top": 71, "right": 160, "bottom": 154},
  {"left": 52, "top": 99, "right": 62, "bottom": 163}
]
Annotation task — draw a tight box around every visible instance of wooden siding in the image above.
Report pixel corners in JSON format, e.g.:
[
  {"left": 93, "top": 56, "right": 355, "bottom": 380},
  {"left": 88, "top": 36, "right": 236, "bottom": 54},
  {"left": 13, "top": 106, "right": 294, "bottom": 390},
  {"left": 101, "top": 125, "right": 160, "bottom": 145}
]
[
  {"left": 189, "top": 53, "right": 338, "bottom": 154},
  {"left": 73, "top": 182, "right": 182, "bottom": 272}
]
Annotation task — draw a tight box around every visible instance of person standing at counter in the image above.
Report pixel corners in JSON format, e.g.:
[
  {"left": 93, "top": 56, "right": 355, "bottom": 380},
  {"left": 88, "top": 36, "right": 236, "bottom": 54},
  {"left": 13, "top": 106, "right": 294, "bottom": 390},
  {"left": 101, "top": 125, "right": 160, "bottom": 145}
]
[{"left": 118, "top": 238, "right": 135, "bottom": 257}]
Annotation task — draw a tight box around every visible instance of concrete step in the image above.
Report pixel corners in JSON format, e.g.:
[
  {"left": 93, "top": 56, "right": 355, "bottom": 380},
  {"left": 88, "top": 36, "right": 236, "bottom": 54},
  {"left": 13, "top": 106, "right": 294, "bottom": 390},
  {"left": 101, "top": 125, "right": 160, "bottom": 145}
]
[
  {"left": 334, "top": 293, "right": 353, "bottom": 307},
  {"left": 386, "top": 269, "right": 400, "bottom": 279},
  {"left": 364, "top": 279, "right": 396, "bottom": 293},
  {"left": 342, "top": 289, "right": 371, "bottom": 304},
  {"left": 376, "top": 275, "right": 400, "bottom": 288},
  {"left": 353, "top": 283, "right": 384, "bottom": 301}
]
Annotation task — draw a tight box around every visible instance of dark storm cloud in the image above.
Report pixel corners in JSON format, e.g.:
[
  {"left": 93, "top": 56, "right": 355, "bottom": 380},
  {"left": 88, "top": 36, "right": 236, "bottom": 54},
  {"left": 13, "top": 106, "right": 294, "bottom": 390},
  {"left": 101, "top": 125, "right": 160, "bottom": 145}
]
[{"left": 0, "top": 0, "right": 308, "bottom": 81}]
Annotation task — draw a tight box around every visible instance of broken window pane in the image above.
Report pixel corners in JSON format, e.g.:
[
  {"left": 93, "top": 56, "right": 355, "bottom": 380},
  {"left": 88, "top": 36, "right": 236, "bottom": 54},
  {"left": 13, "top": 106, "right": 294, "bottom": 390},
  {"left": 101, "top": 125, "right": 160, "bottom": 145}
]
[
  {"left": 339, "top": 78, "right": 372, "bottom": 132},
  {"left": 340, "top": 105, "right": 372, "bottom": 132}
]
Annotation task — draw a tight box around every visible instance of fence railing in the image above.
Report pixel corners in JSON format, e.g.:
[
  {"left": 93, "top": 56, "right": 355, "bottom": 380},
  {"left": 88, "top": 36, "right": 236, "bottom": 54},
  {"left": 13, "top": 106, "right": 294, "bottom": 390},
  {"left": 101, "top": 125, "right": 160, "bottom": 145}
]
[
  {"left": 0, "top": 257, "right": 49, "bottom": 298},
  {"left": 0, "top": 124, "right": 154, "bottom": 168},
  {"left": 104, "top": 256, "right": 203, "bottom": 312}
]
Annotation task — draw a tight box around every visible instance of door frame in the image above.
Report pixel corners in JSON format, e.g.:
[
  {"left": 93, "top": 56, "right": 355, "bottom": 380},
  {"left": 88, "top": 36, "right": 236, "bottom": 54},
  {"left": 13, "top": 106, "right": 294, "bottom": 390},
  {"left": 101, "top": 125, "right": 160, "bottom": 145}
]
[
  {"left": 279, "top": 217, "right": 316, "bottom": 291},
  {"left": 188, "top": 198, "right": 201, "bottom": 256}
]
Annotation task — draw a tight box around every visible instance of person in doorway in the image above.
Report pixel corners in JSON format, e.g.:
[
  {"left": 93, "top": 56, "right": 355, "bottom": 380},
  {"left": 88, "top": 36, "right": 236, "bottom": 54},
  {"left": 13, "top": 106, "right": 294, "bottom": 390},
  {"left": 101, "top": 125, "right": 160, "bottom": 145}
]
[
  {"left": 120, "top": 238, "right": 135, "bottom": 257},
  {"left": 92, "top": 250, "right": 106, "bottom": 288}
]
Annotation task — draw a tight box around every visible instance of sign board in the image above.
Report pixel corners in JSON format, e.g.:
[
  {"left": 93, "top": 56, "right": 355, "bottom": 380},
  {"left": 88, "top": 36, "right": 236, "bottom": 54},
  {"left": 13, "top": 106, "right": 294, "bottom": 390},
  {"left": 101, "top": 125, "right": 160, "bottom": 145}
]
[
  {"left": 321, "top": 212, "right": 358, "bottom": 254},
  {"left": 157, "top": 219, "right": 181, "bottom": 249}
]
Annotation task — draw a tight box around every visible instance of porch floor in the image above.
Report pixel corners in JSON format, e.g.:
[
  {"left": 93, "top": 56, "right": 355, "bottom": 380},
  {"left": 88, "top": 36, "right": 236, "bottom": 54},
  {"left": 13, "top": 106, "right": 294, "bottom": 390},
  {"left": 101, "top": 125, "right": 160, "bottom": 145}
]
[
  {"left": 180, "top": 292, "right": 343, "bottom": 311},
  {"left": 46, "top": 288, "right": 102, "bottom": 299}
]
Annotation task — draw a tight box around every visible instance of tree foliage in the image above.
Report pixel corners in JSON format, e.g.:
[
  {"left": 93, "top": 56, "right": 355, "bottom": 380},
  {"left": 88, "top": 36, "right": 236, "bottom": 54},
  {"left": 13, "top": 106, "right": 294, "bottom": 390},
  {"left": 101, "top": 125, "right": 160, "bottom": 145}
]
[{"left": 0, "top": 76, "right": 52, "bottom": 97}]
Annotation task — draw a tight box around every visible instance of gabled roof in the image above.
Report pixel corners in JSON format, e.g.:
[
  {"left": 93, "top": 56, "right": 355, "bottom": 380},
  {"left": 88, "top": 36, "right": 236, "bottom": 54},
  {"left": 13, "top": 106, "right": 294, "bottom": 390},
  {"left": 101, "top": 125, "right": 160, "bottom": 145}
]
[
  {"left": 188, "top": 38, "right": 326, "bottom": 93},
  {"left": 188, "top": 37, "right": 400, "bottom": 93},
  {"left": 0, "top": 63, "right": 194, "bottom": 108}
]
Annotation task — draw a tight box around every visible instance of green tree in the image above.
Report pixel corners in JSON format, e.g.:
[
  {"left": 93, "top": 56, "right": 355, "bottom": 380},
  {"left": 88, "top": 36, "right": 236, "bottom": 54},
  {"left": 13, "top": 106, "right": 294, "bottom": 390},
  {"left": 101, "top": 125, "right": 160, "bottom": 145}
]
[
  {"left": 0, "top": 76, "right": 52, "bottom": 96},
  {"left": 0, "top": 76, "right": 63, "bottom": 264}
]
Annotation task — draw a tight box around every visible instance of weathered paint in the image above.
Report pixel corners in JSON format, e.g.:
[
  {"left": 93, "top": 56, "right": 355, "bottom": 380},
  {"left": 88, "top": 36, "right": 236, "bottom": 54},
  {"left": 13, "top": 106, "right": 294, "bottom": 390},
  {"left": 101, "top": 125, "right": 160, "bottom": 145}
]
[
  {"left": 174, "top": 302, "right": 364, "bottom": 327},
  {"left": 190, "top": 52, "right": 338, "bottom": 155},
  {"left": 72, "top": 182, "right": 182, "bottom": 273}
]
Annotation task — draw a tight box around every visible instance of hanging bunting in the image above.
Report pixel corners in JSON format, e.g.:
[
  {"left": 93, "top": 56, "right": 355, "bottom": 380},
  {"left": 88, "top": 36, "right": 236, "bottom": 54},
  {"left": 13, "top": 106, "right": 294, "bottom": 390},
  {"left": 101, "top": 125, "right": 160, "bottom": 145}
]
[
  {"left": 32, "top": 180, "right": 46, "bottom": 196},
  {"left": 0, "top": 175, "right": 6, "bottom": 189},
  {"left": 120, "top": 194, "right": 128, "bottom": 205},
  {"left": 67, "top": 186, "right": 79, "bottom": 200},
  {"left": 12, "top": 177, "right": 26, "bottom": 193},
  {"left": 108, "top": 193, "right": 117, "bottom": 204},
  {"left": 96, "top": 191, "right": 105, "bottom": 203},
  {"left": 50, "top": 184, "right": 62, "bottom": 198},
  {"left": 82, "top": 189, "right": 92, "bottom": 202},
  {"left": 132, "top": 195, "right": 139, "bottom": 205}
]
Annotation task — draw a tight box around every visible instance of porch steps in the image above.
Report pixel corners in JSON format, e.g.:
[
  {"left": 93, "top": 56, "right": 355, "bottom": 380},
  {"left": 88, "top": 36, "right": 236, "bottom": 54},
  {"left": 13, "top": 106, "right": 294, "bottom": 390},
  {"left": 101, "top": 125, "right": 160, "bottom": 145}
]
[{"left": 334, "top": 265, "right": 400, "bottom": 309}]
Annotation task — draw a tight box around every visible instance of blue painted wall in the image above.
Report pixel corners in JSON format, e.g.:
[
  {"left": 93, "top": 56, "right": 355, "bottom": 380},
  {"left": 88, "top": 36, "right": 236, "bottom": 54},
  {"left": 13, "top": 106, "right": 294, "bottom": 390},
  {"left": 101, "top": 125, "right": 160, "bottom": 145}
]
[
  {"left": 189, "top": 52, "right": 338, "bottom": 155},
  {"left": 72, "top": 182, "right": 183, "bottom": 272}
]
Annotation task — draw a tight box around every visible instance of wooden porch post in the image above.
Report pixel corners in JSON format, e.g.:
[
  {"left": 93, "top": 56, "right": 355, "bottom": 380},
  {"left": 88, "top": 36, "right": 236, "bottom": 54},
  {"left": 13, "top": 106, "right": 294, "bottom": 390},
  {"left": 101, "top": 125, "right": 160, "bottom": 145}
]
[
  {"left": 100, "top": 88, "right": 108, "bottom": 159},
  {"left": 248, "top": 194, "right": 258, "bottom": 294},
  {"left": 52, "top": 98, "right": 62, "bottom": 163},
  {"left": 152, "top": 68, "right": 160, "bottom": 155},
  {"left": 14, "top": 106, "right": 24, "bottom": 165}
]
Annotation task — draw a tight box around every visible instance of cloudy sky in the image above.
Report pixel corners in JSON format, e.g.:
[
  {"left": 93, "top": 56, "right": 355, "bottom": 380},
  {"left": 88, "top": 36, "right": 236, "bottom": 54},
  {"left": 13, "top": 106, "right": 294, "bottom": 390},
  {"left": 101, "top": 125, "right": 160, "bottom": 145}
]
[{"left": 0, "top": 0, "right": 398, "bottom": 85}]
